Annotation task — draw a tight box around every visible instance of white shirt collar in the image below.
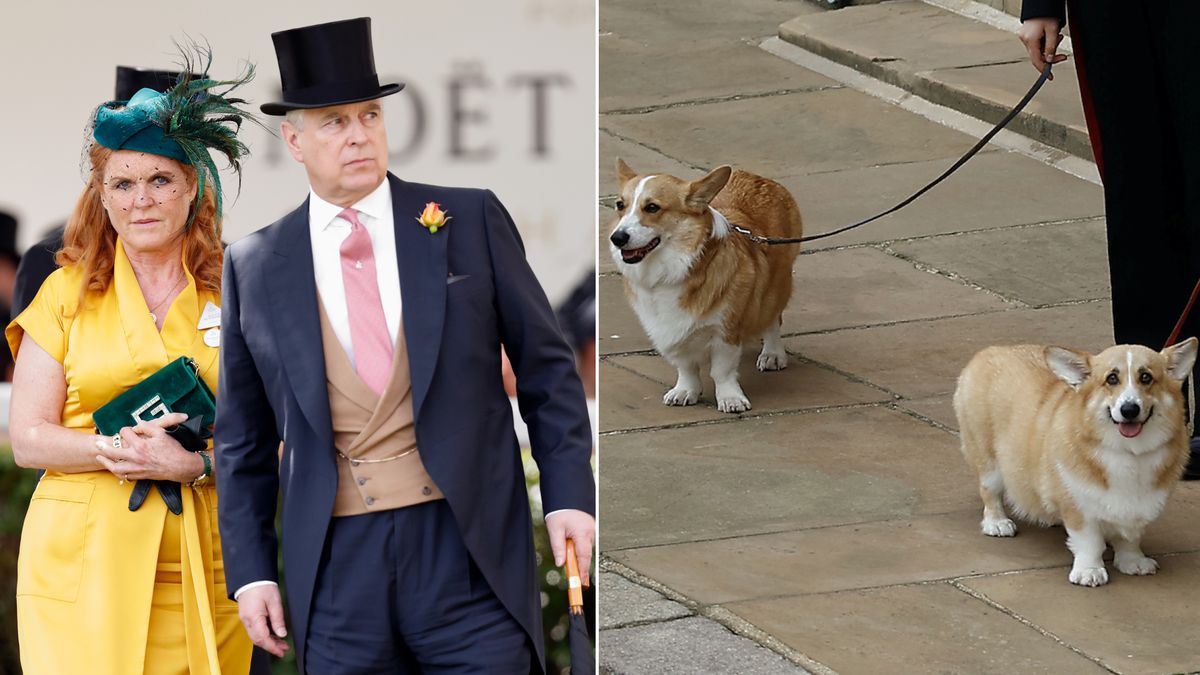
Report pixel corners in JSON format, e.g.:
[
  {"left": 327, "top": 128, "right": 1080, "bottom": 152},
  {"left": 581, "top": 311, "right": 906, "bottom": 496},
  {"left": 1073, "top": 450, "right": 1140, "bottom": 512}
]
[{"left": 308, "top": 178, "right": 392, "bottom": 231}]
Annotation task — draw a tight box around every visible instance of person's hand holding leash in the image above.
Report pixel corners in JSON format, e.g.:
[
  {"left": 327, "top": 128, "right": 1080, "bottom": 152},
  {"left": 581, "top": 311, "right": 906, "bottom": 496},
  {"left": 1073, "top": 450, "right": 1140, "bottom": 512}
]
[{"left": 1019, "top": 18, "right": 1069, "bottom": 79}]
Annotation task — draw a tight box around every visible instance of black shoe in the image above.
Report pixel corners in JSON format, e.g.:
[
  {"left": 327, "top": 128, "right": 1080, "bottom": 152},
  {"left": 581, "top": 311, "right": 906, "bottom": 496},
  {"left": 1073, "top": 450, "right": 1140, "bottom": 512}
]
[{"left": 1185, "top": 438, "right": 1200, "bottom": 481}]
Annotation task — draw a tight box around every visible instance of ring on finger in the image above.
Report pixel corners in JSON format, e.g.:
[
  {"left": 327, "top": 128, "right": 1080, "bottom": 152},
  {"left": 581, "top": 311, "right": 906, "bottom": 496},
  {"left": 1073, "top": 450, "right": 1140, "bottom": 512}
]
[{"left": 111, "top": 434, "right": 123, "bottom": 450}]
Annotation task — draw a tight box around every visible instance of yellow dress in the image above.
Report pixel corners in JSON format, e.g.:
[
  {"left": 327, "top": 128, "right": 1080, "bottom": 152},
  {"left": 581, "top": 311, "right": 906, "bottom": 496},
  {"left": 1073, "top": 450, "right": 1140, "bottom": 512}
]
[{"left": 5, "top": 241, "right": 252, "bottom": 675}]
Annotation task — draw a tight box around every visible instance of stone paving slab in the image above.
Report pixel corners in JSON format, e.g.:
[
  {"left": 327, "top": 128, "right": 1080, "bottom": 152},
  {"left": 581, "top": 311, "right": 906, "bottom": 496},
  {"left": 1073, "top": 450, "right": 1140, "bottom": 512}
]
[
  {"left": 599, "top": 273, "right": 649, "bottom": 355},
  {"left": 602, "top": 405, "right": 969, "bottom": 551},
  {"left": 599, "top": 572, "right": 692, "bottom": 630},
  {"left": 785, "top": 247, "right": 1012, "bottom": 335},
  {"left": 600, "top": 616, "right": 809, "bottom": 675},
  {"left": 961, "top": 550, "right": 1200, "bottom": 675},
  {"left": 776, "top": 149, "right": 1104, "bottom": 250},
  {"left": 600, "top": 353, "right": 889, "bottom": 431},
  {"left": 726, "top": 582, "right": 1109, "bottom": 675},
  {"left": 889, "top": 218, "right": 1110, "bottom": 307},
  {"left": 601, "top": 36, "right": 837, "bottom": 113},
  {"left": 785, "top": 302, "right": 1114, "bottom": 400},
  {"left": 922, "top": 59, "right": 1090, "bottom": 156},
  {"left": 781, "top": 2, "right": 1020, "bottom": 73},
  {"left": 613, "top": 489, "right": 1200, "bottom": 605},
  {"left": 601, "top": 87, "right": 983, "bottom": 178},
  {"left": 777, "top": 1, "right": 1092, "bottom": 158},
  {"left": 601, "top": 0, "right": 820, "bottom": 43},
  {"left": 610, "top": 509, "right": 1071, "bottom": 604},
  {"left": 599, "top": 208, "right": 619, "bottom": 275}
]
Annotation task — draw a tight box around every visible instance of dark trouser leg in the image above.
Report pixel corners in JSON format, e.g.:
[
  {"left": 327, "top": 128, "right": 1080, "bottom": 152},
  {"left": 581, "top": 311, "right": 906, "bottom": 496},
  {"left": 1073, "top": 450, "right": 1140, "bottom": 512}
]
[
  {"left": 1069, "top": 0, "right": 1199, "bottom": 351},
  {"left": 304, "top": 511, "right": 413, "bottom": 675},
  {"left": 395, "top": 500, "right": 533, "bottom": 675},
  {"left": 1070, "top": 0, "right": 1200, "bottom": 473}
]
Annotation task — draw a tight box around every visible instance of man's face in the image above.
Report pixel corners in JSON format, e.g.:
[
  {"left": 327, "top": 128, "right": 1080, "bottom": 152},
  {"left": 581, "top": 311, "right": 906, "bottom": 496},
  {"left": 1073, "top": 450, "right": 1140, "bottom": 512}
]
[{"left": 282, "top": 100, "right": 389, "bottom": 207}]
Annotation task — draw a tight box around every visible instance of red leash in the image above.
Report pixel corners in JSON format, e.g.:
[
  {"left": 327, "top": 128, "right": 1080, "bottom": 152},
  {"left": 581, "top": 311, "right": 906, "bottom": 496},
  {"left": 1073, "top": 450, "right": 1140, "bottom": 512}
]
[{"left": 1164, "top": 277, "right": 1200, "bottom": 349}]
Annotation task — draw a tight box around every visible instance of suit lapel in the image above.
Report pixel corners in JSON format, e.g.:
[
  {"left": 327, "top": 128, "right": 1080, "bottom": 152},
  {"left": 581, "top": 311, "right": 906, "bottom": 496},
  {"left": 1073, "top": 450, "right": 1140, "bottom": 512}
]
[
  {"left": 265, "top": 199, "right": 333, "bottom": 440},
  {"left": 389, "top": 174, "right": 447, "bottom": 420}
]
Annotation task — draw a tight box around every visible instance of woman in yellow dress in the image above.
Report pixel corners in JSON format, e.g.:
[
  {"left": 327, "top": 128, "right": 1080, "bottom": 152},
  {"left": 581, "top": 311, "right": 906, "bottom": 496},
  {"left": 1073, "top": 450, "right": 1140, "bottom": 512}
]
[{"left": 6, "top": 51, "right": 259, "bottom": 675}]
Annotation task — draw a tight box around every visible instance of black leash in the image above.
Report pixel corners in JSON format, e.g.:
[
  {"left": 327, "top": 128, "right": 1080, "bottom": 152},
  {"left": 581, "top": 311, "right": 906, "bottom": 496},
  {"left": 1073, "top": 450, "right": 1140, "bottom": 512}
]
[{"left": 732, "top": 63, "right": 1054, "bottom": 245}]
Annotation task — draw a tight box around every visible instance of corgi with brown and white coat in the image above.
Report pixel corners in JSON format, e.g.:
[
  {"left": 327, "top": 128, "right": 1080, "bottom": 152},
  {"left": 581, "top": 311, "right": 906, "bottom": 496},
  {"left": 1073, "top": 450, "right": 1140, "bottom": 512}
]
[
  {"left": 954, "top": 338, "right": 1198, "bottom": 586},
  {"left": 608, "top": 159, "right": 802, "bottom": 412}
]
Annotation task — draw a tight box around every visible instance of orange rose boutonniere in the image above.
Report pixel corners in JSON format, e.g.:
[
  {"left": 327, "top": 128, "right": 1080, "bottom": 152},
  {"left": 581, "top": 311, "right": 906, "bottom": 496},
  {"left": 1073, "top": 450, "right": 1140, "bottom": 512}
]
[{"left": 417, "top": 201, "right": 451, "bottom": 234}]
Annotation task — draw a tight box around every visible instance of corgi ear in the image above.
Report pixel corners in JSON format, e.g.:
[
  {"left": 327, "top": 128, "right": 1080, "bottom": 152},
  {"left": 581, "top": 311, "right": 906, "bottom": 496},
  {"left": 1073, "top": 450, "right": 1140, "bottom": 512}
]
[
  {"left": 616, "top": 158, "right": 638, "bottom": 187},
  {"left": 1163, "top": 337, "right": 1198, "bottom": 381},
  {"left": 1046, "top": 346, "right": 1092, "bottom": 388},
  {"left": 686, "top": 165, "right": 732, "bottom": 208}
]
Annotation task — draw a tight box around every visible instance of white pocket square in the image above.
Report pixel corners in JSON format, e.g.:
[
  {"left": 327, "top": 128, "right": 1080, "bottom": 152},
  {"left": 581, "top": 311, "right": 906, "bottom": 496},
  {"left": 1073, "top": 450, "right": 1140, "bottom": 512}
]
[{"left": 447, "top": 274, "right": 471, "bottom": 285}]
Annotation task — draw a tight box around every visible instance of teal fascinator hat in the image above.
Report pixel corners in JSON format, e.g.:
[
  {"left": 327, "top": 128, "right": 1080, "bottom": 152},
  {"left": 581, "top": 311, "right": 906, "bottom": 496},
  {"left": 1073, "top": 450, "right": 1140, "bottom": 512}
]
[{"left": 90, "top": 45, "right": 262, "bottom": 232}]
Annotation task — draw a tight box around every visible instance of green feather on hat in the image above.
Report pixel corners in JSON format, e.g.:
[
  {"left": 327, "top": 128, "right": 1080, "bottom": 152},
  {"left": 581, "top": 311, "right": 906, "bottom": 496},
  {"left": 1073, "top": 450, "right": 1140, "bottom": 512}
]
[{"left": 91, "top": 43, "right": 262, "bottom": 235}]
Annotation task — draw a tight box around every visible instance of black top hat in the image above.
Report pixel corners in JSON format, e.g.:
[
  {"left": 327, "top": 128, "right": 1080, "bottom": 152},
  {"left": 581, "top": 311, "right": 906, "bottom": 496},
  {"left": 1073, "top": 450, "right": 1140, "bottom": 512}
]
[
  {"left": 114, "top": 66, "right": 198, "bottom": 101},
  {"left": 260, "top": 17, "right": 403, "bottom": 116}
]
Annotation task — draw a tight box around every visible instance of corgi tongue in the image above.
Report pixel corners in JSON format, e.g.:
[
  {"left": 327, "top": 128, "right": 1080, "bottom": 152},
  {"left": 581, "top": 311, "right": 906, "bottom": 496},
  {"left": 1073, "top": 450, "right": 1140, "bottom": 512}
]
[{"left": 1119, "top": 422, "right": 1143, "bottom": 438}]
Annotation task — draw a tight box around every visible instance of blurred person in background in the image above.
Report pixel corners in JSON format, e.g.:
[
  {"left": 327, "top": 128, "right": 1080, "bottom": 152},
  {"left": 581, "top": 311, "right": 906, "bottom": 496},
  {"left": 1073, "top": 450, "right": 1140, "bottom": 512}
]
[
  {"left": 215, "top": 17, "right": 597, "bottom": 674},
  {"left": 5, "top": 51, "right": 258, "bottom": 674},
  {"left": 0, "top": 211, "right": 20, "bottom": 380}
]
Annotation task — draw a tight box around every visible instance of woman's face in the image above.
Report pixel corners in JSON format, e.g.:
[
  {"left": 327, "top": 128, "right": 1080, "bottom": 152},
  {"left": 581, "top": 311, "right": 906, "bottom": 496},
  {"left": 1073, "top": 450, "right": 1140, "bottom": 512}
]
[{"left": 99, "top": 150, "right": 197, "bottom": 254}]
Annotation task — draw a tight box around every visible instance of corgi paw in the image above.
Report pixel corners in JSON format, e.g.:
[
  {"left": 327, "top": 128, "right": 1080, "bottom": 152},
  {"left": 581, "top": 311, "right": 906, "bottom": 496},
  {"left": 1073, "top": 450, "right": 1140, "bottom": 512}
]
[
  {"left": 717, "top": 394, "right": 751, "bottom": 413},
  {"left": 663, "top": 387, "right": 700, "bottom": 406},
  {"left": 1115, "top": 553, "right": 1159, "bottom": 576},
  {"left": 981, "top": 518, "right": 1017, "bottom": 537},
  {"left": 1068, "top": 566, "right": 1109, "bottom": 587},
  {"left": 756, "top": 351, "right": 788, "bottom": 371}
]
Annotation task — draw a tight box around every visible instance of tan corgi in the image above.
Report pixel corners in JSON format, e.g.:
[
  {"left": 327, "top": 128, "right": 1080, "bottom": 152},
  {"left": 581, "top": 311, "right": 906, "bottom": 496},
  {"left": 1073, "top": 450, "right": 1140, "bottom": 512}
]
[
  {"left": 953, "top": 338, "right": 1198, "bottom": 586},
  {"left": 608, "top": 159, "right": 802, "bottom": 412}
]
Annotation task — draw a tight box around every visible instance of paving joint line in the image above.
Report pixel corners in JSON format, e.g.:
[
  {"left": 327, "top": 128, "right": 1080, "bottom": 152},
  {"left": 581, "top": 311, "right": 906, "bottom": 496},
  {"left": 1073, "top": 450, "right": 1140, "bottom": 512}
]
[
  {"left": 597, "top": 399, "right": 893, "bottom": 437},
  {"left": 799, "top": 148, "right": 1002, "bottom": 177},
  {"left": 601, "top": 558, "right": 835, "bottom": 674},
  {"left": 602, "top": 84, "right": 845, "bottom": 116},
  {"left": 889, "top": 401, "right": 958, "bottom": 434},
  {"left": 877, "top": 242, "right": 1033, "bottom": 309},
  {"left": 602, "top": 507, "right": 991, "bottom": 554},
  {"left": 599, "top": 128, "right": 709, "bottom": 173},
  {"left": 947, "top": 579, "right": 1121, "bottom": 674}
]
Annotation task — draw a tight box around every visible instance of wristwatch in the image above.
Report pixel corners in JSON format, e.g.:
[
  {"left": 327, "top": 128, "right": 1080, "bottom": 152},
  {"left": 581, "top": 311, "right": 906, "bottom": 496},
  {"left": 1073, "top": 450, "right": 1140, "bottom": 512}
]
[{"left": 187, "top": 451, "right": 212, "bottom": 488}]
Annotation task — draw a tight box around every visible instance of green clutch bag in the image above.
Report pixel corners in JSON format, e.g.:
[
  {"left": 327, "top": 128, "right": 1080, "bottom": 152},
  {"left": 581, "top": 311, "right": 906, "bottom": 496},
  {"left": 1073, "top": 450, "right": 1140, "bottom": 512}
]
[{"left": 92, "top": 356, "right": 216, "bottom": 438}]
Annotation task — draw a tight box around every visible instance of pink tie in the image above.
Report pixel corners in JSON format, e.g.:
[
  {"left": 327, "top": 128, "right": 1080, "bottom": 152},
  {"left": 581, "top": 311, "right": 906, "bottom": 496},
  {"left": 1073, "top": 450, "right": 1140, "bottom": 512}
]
[{"left": 339, "top": 208, "right": 393, "bottom": 395}]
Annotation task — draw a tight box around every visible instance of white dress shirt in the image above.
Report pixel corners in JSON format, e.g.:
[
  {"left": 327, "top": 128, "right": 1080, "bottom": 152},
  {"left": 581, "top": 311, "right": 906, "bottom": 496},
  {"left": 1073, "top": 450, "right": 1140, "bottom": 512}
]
[
  {"left": 307, "top": 179, "right": 403, "bottom": 363},
  {"left": 236, "top": 180, "right": 402, "bottom": 601}
]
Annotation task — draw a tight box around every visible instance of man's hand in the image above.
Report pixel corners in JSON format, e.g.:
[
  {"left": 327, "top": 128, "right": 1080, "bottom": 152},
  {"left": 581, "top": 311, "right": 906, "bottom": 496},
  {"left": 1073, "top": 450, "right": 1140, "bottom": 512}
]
[
  {"left": 238, "top": 584, "right": 290, "bottom": 657},
  {"left": 546, "top": 509, "right": 596, "bottom": 584},
  {"left": 1018, "top": 18, "right": 1069, "bottom": 80}
]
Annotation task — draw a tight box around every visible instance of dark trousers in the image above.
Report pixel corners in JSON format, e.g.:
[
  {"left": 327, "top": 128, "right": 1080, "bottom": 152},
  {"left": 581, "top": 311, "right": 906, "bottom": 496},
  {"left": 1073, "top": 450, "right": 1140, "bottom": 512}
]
[
  {"left": 304, "top": 500, "right": 532, "bottom": 675},
  {"left": 1069, "top": 1, "right": 1200, "bottom": 357}
]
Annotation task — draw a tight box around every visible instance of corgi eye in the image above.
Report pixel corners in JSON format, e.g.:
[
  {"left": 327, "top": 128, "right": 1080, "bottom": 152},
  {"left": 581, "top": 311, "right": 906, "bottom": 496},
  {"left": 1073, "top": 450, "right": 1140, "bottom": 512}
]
[
  {"left": 1106, "top": 373, "right": 1119, "bottom": 386},
  {"left": 644, "top": 203, "right": 660, "bottom": 214},
  {"left": 615, "top": 200, "right": 625, "bottom": 211},
  {"left": 1139, "top": 372, "right": 1153, "bottom": 384}
]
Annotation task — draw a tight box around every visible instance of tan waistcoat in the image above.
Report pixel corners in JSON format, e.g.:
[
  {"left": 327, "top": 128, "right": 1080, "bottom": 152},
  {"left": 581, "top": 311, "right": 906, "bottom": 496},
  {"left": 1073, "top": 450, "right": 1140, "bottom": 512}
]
[{"left": 318, "top": 303, "right": 444, "bottom": 517}]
